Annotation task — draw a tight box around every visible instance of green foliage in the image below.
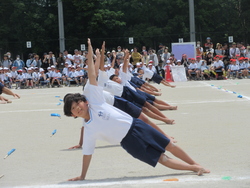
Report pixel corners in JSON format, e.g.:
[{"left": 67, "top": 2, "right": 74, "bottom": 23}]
[{"left": 1, "top": 0, "right": 250, "bottom": 58}]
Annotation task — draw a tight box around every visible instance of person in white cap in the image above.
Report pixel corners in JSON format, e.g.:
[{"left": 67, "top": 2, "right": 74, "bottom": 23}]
[
  {"left": 25, "top": 68, "right": 34, "bottom": 88},
  {"left": 38, "top": 68, "right": 49, "bottom": 87},
  {"left": 16, "top": 69, "right": 26, "bottom": 89}
]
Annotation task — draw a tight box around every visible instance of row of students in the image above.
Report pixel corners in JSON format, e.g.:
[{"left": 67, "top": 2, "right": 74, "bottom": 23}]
[{"left": 63, "top": 39, "right": 210, "bottom": 181}]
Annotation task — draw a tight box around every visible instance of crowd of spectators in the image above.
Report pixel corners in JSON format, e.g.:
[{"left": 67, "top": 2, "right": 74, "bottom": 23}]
[{"left": 1, "top": 37, "right": 250, "bottom": 91}]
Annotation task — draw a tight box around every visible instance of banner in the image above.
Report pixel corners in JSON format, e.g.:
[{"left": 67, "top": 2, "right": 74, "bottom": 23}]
[{"left": 171, "top": 66, "right": 187, "bottom": 82}]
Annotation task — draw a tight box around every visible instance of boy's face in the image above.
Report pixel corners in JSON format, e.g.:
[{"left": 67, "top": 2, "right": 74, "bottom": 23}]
[
  {"left": 71, "top": 101, "right": 89, "bottom": 118},
  {"left": 112, "top": 76, "right": 122, "bottom": 84}
]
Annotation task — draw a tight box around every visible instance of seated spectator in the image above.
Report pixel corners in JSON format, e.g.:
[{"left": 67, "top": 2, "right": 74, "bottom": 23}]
[
  {"left": 76, "top": 65, "right": 85, "bottom": 85},
  {"left": 38, "top": 68, "right": 50, "bottom": 87},
  {"left": 211, "top": 55, "right": 226, "bottom": 79},
  {"left": 200, "top": 61, "right": 210, "bottom": 80},
  {"left": 33, "top": 67, "right": 40, "bottom": 87},
  {"left": 51, "top": 68, "right": 62, "bottom": 87},
  {"left": 238, "top": 57, "right": 248, "bottom": 78},
  {"left": 227, "top": 59, "right": 239, "bottom": 79},
  {"left": 16, "top": 69, "right": 26, "bottom": 89},
  {"left": 187, "top": 58, "right": 199, "bottom": 79},
  {"left": 26, "top": 68, "right": 34, "bottom": 88},
  {"left": 2, "top": 67, "right": 12, "bottom": 88},
  {"left": 68, "top": 66, "right": 80, "bottom": 86},
  {"left": 9, "top": 66, "right": 17, "bottom": 87}
]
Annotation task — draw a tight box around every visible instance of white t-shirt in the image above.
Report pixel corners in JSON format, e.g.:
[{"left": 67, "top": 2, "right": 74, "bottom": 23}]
[
  {"left": 65, "top": 54, "right": 73, "bottom": 65},
  {"left": 230, "top": 64, "right": 239, "bottom": 71},
  {"left": 141, "top": 65, "right": 154, "bottom": 80},
  {"left": 98, "top": 70, "right": 124, "bottom": 97},
  {"left": 82, "top": 82, "right": 132, "bottom": 155},
  {"left": 188, "top": 63, "right": 197, "bottom": 69},
  {"left": 17, "top": 74, "right": 26, "bottom": 80},
  {"left": 213, "top": 60, "right": 224, "bottom": 68},
  {"left": 103, "top": 91, "right": 115, "bottom": 105}
]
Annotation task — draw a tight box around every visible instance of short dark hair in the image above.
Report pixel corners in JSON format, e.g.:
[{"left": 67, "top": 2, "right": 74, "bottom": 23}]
[
  {"left": 63, "top": 93, "right": 87, "bottom": 117},
  {"left": 137, "top": 68, "right": 142, "bottom": 73},
  {"left": 109, "top": 74, "right": 118, "bottom": 80}
]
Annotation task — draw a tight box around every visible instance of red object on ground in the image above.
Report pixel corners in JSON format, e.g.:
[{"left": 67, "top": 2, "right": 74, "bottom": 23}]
[{"left": 165, "top": 65, "right": 173, "bottom": 82}]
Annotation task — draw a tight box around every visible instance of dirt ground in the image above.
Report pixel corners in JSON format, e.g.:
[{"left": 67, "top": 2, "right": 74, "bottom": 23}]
[{"left": 0, "top": 79, "right": 250, "bottom": 188}]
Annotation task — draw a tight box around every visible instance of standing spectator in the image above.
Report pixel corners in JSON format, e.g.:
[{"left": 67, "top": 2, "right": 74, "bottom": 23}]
[
  {"left": 161, "top": 48, "right": 171, "bottom": 69},
  {"left": 64, "top": 50, "right": 73, "bottom": 65},
  {"left": 56, "top": 52, "right": 65, "bottom": 71},
  {"left": 230, "top": 42, "right": 240, "bottom": 58},
  {"left": 196, "top": 41, "right": 203, "bottom": 57},
  {"left": 1, "top": 54, "right": 12, "bottom": 69},
  {"left": 26, "top": 54, "right": 36, "bottom": 68},
  {"left": 238, "top": 42, "right": 247, "bottom": 57},
  {"left": 148, "top": 49, "right": 159, "bottom": 74},
  {"left": 72, "top": 49, "right": 82, "bottom": 67},
  {"left": 204, "top": 37, "right": 213, "bottom": 50},
  {"left": 157, "top": 43, "right": 164, "bottom": 74},
  {"left": 34, "top": 55, "right": 42, "bottom": 69},
  {"left": 48, "top": 51, "right": 56, "bottom": 67},
  {"left": 205, "top": 43, "right": 214, "bottom": 57},
  {"left": 12, "top": 55, "right": 25, "bottom": 70},
  {"left": 215, "top": 43, "right": 223, "bottom": 56},
  {"left": 116, "top": 46, "right": 124, "bottom": 63},
  {"left": 222, "top": 43, "right": 230, "bottom": 68},
  {"left": 42, "top": 53, "right": 49, "bottom": 71},
  {"left": 131, "top": 47, "right": 141, "bottom": 65}
]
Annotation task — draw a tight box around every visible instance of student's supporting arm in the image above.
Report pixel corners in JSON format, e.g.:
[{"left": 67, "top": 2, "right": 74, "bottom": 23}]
[
  {"left": 2, "top": 87, "right": 20, "bottom": 98},
  {"left": 100, "top": 41, "right": 105, "bottom": 71},
  {"left": 68, "top": 155, "right": 92, "bottom": 181},
  {"left": 87, "top": 38, "right": 98, "bottom": 86},
  {"left": 122, "top": 49, "right": 130, "bottom": 73}
]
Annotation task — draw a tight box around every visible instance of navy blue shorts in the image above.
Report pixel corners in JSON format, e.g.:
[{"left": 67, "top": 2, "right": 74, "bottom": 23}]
[
  {"left": 121, "top": 86, "right": 146, "bottom": 108},
  {"left": 152, "top": 73, "right": 163, "bottom": 84},
  {"left": 131, "top": 77, "right": 145, "bottom": 87},
  {"left": 129, "top": 81, "right": 140, "bottom": 89},
  {"left": 136, "top": 89, "right": 155, "bottom": 105},
  {"left": 114, "top": 96, "right": 142, "bottom": 118},
  {"left": 121, "top": 118, "right": 170, "bottom": 167},
  {"left": 0, "top": 82, "right": 4, "bottom": 94}
]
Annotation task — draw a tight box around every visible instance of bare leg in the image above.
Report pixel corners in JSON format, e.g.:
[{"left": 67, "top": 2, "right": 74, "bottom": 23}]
[
  {"left": 158, "top": 154, "right": 210, "bottom": 176},
  {"left": 153, "top": 102, "right": 177, "bottom": 110},
  {"left": 139, "top": 87, "right": 162, "bottom": 96},
  {"left": 142, "top": 106, "right": 175, "bottom": 124},
  {"left": 144, "top": 82, "right": 160, "bottom": 92},
  {"left": 161, "top": 80, "right": 176, "bottom": 88}
]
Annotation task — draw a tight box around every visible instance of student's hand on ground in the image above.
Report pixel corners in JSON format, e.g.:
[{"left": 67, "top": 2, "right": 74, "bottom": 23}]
[
  {"left": 14, "top": 93, "right": 20, "bottom": 98},
  {"left": 68, "top": 144, "right": 81, "bottom": 149},
  {"left": 68, "top": 176, "right": 85, "bottom": 181}
]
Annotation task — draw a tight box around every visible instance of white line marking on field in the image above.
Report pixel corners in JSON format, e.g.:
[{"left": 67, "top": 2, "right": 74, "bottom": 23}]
[
  {"left": 168, "top": 99, "right": 246, "bottom": 105},
  {"left": 12, "top": 176, "right": 250, "bottom": 188},
  {"left": 0, "top": 109, "right": 61, "bottom": 114}
]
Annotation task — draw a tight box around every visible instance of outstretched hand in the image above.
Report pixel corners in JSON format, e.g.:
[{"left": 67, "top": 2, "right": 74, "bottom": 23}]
[{"left": 14, "top": 93, "right": 20, "bottom": 99}]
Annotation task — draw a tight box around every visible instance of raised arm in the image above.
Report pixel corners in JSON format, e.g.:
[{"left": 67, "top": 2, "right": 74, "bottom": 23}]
[
  {"left": 94, "top": 48, "right": 101, "bottom": 76},
  {"left": 87, "top": 38, "right": 97, "bottom": 86},
  {"left": 100, "top": 41, "right": 105, "bottom": 71},
  {"left": 111, "top": 52, "right": 116, "bottom": 68},
  {"left": 122, "top": 49, "right": 130, "bottom": 73}
]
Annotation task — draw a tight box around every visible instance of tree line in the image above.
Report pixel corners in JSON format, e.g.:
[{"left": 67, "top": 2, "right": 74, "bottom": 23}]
[{"left": 0, "top": 0, "right": 250, "bottom": 60}]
